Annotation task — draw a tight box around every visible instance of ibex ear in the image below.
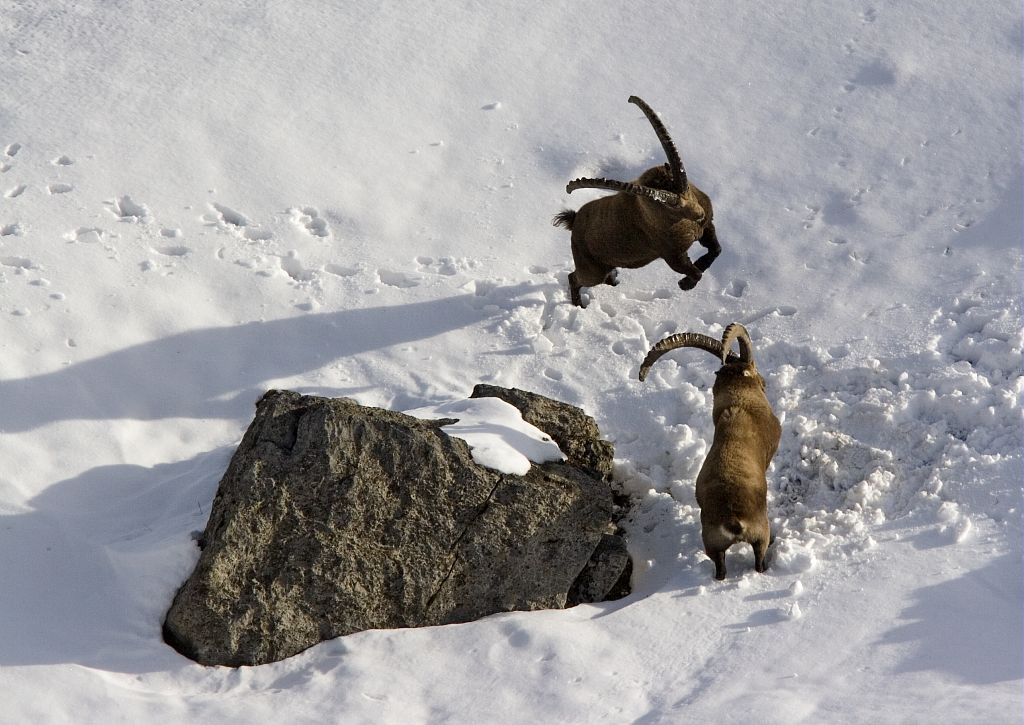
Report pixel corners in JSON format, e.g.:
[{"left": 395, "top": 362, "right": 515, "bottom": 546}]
[{"left": 742, "top": 369, "right": 752, "bottom": 377}]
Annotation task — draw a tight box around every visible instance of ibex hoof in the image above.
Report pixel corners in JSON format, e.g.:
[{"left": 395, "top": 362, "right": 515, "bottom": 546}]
[{"left": 678, "top": 276, "right": 699, "bottom": 291}]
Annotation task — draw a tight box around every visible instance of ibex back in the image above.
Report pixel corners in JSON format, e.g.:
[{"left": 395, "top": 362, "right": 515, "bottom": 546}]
[{"left": 553, "top": 96, "right": 721, "bottom": 308}]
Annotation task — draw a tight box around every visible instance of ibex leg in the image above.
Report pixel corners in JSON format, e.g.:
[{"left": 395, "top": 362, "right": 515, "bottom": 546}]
[
  {"left": 694, "top": 223, "right": 721, "bottom": 273},
  {"left": 709, "top": 549, "right": 727, "bottom": 580},
  {"left": 569, "top": 235, "right": 615, "bottom": 307},
  {"left": 568, "top": 271, "right": 584, "bottom": 307},
  {"left": 753, "top": 537, "right": 770, "bottom": 574},
  {"left": 665, "top": 251, "right": 703, "bottom": 291}
]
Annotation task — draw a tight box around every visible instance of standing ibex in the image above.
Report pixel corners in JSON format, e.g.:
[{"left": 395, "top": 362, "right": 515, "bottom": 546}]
[
  {"left": 552, "top": 96, "right": 721, "bottom": 308},
  {"left": 639, "top": 323, "right": 781, "bottom": 580}
]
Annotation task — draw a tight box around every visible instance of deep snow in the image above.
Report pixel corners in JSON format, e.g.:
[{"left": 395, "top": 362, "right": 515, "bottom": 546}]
[{"left": 0, "top": 2, "right": 1020, "bottom": 723}]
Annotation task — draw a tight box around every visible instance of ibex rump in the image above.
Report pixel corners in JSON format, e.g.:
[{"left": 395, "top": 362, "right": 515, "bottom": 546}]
[
  {"left": 639, "top": 323, "right": 781, "bottom": 580},
  {"left": 553, "top": 96, "right": 721, "bottom": 308}
]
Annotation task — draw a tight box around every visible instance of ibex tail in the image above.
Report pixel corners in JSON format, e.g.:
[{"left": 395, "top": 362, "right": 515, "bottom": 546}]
[{"left": 552, "top": 208, "right": 576, "bottom": 230}]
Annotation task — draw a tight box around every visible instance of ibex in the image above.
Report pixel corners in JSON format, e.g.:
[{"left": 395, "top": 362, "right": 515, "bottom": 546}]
[
  {"left": 552, "top": 96, "right": 721, "bottom": 308},
  {"left": 639, "top": 323, "right": 781, "bottom": 580}
]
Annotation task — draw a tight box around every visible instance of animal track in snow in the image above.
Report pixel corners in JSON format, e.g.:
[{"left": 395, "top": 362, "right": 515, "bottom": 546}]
[
  {"left": 153, "top": 245, "right": 191, "bottom": 257},
  {"left": 277, "top": 251, "right": 316, "bottom": 282},
  {"left": 723, "top": 279, "right": 748, "bottom": 298},
  {"left": 745, "top": 305, "right": 797, "bottom": 325},
  {"left": 5, "top": 184, "right": 27, "bottom": 198},
  {"left": 288, "top": 206, "right": 330, "bottom": 238},
  {"left": 801, "top": 204, "right": 820, "bottom": 229},
  {"left": 415, "top": 255, "right": 469, "bottom": 276},
  {"left": 52, "top": 155, "right": 74, "bottom": 166},
  {"left": 1, "top": 256, "right": 36, "bottom": 270},
  {"left": 928, "top": 297, "right": 1021, "bottom": 375},
  {"left": 324, "top": 263, "right": 360, "bottom": 277},
  {"left": 4, "top": 143, "right": 21, "bottom": 158},
  {"left": 543, "top": 367, "right": 563, "bottom": 381},
  {"left": 47, "top": 183, "right": 74, "bottom": 195},
  {"left": 205, "top": 203, "right": 272, "bottom": 240},
  {"left": 65, "top": 227, "right": 106, "bottom": 244},
  {"left": 611, "top": 339, "right": 645, "bottom": 357},
  {"left": 105, "top": 195, "right": 151, "bottom": 223},
  {"left": 377, "top": 269, "right": 422, "bottom": 288},
  {"left": 1, "top": 223, "right": 22, "bottom": 237},
  {"left": 621, "top": 286, "right": 675, "bottom": 303},
  {"left": 208, "top": 202, "right": 249, "bottom": 227},
  {"left": 640, "top": 319, "right": 680, "bottom": 345}
]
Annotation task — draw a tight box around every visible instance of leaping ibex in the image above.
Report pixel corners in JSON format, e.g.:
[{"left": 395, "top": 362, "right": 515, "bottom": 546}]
[
  {"left": 639, "top": 323, "right": 781, "bottom": 580},
  {"left": 552, "top": 96, "right": 721, "bottom": 308}
]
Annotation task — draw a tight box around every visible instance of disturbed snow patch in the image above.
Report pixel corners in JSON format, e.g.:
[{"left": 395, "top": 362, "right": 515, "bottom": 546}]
[
  {"left": 769, "top": 294, "right": 1021, "bottom": 568},
  {"left": 617, "top": 293, "right": 1022, "bottom": 578}
]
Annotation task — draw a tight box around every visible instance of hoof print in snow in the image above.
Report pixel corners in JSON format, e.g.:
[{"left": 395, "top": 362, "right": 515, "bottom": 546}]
[
  {"left": 377, "top": 268, "right": 421, "bottom": 288},
  {"left": 106, "top": 195, "right": 151, "bottom": 223},
  {"left": 289, "top": 206, "right": 331, "bottom": 238},
  {"left": 206, "top": 202, "right": 272, "bottom": 240}
]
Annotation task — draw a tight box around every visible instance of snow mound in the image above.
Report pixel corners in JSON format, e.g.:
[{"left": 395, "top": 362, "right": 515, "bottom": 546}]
[{"left": 406, "top": 397, "right": 566, "bottom": 475}]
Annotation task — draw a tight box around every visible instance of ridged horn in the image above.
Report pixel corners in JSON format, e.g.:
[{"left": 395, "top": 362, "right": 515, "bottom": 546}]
[
  {"left": 638, "top": 332, "right": 741, "bottom": 382},
  {"left": 720, "top": 323, "right": 754, "bottom": 365},
  {"left": 566, "top": 177, "right": 680, "bottom": 207},
  {"left": 628, "top": 95, "right": 687, "bottom": 193}
]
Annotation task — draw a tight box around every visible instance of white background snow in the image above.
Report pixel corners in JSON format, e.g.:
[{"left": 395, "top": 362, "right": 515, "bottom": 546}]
[{"left": 0, "top": 2, "right": 1020, "bottom": 722}]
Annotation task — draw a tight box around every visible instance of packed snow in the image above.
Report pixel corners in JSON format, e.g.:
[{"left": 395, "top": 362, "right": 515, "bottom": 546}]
[{"left": 0, "top": 2, "right": 1020, "bottom": 723}]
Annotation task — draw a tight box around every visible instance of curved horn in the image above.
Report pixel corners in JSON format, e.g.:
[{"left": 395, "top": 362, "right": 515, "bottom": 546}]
[
  {"left": 567, "top": 177, "right": 680, "bottom": 207},
  {"left": 720, "top": 323, "right": 754, "bottom": 365},
  {"left": 638, "top": 333, "right": 741, "bottom": 382},
  {"left": 628, "top": 95, "right": 687, "bottom": 193}
]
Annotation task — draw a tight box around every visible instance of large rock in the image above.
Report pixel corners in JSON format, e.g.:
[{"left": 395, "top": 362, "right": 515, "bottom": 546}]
[{"left": 163, "top": 388, "right": 629, "bottom": 666}]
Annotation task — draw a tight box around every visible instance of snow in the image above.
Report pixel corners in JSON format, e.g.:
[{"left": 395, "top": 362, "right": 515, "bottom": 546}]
[
  {"left": 405, "top": 397, "right": 566, "bottom": 476},
  {"left": 0, "top": 1, "right": 1020, "bottom": 723}
]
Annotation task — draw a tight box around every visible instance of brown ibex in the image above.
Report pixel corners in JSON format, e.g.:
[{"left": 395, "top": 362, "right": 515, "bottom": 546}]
[
  {"left": 639, "top": 323, "right": 781, "bottom": 580},
  {"left": 552, "top": 96, "right": 721, "bottom": 308}
]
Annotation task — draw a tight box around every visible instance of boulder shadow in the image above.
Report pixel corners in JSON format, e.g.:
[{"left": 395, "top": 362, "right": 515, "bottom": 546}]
[
  {"left": 0, "top": 289, "right": 529, "bottom": 433},
  {"left": 0, "top": 447, "right": 235, "bottom": 673}
]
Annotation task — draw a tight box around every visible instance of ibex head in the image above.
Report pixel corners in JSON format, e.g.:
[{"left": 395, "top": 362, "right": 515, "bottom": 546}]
[
  {"left": 639, "top": 323, "right": 762, "bottom": 387},
  {"left": 567, "top": 96, "right": 704, "bottom": 221}
]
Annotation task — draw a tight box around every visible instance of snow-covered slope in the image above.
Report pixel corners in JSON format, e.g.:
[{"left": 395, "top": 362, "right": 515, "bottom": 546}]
[{"left": 0, "top": 2, "right": 1020, "bottom": 722}]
